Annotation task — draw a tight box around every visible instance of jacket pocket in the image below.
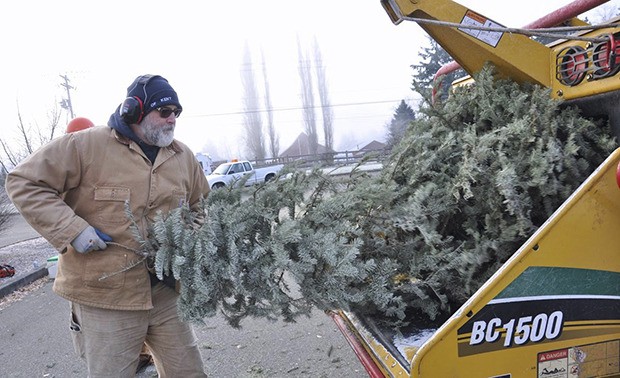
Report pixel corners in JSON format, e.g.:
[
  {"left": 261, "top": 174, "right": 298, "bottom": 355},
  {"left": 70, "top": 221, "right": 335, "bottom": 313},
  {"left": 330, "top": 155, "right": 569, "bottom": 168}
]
[
  {"left": 83, "top": 249, "right": 129, "bottom": 289},
  {"left": 70, "top": 304, "right": 85, "bottom": 358},
  {"left": 94, "top": 187, "right": 131, "bottom": 225}
]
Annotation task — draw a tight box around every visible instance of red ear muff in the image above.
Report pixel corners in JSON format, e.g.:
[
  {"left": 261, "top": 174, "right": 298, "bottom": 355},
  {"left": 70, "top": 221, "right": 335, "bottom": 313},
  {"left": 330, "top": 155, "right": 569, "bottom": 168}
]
[
  {"left": 119, "top": 75, "right": 159, "bottom": 124},
  {"left": 119, "top": 96, "right": 144, "bottom": 124}
]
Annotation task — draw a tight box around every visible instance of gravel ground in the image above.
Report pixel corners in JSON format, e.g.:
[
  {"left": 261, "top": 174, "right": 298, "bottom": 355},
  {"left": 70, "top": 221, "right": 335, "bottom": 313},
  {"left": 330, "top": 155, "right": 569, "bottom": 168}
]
[
  {"left": 0, "top": 237, "right": 57, "bottom": 279},
  {"left": 0, "top": 237, "right": 56, "bottom": 311}
]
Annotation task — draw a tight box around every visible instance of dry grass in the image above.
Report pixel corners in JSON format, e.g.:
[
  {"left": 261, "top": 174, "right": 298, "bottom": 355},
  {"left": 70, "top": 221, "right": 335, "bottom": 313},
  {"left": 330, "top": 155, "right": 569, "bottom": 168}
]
[{"left": 0, "top": 276, "right": 49, "bottom": 311}]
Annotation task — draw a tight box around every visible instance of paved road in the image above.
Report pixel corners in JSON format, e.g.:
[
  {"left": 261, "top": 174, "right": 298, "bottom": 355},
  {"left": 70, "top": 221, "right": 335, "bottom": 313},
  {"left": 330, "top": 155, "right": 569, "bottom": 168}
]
[
  {"left": 0, "top": 215, "right": 367, "bottom": 377},
  {"left": 0, "top": 280, "right": 366, "bottom": 377},
  {"left": 0, "top": 214, "right": 40, "bottom": 248}
]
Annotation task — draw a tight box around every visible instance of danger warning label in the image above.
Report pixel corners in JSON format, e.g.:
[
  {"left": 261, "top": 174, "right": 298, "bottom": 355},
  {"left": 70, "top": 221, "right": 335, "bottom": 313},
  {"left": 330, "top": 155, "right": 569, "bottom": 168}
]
[
  {"left": 458, "top": 10, "right": 503, "bottom": 48},
  {"left": 538, "top": 340, "right": 620, "bottom": 378},
  {"left": 539, "top": 349, "right": 568, "bottom": 362},
  {"left": 538, "top": 348, "right": 569, "bottom": 378}
]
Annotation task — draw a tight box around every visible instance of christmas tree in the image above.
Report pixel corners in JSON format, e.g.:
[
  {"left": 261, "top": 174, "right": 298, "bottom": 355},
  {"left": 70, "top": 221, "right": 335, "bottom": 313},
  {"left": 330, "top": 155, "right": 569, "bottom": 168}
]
[{"left": 129, "top": 67, "right": 616, "bottom": 328}]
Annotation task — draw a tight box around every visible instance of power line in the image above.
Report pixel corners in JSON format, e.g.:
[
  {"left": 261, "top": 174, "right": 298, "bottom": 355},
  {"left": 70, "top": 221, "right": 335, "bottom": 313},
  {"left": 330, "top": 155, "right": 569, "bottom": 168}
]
[
  {"left": 186, "top": 99, "right": 409, "bottom": 118},
  {"left": 182, "top": 111, "right": 397, "bottom": 132}
]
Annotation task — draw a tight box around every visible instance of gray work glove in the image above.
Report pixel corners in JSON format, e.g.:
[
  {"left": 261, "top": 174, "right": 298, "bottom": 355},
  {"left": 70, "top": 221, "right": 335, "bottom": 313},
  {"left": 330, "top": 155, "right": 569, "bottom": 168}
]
[{"left": 71, "top": 226, "right": 111, "bottom": 253}]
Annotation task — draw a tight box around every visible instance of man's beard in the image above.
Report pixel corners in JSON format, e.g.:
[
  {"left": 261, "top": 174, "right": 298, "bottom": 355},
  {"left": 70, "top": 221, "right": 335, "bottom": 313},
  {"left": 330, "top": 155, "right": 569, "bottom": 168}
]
[{"left": 141, "top": 119, "right": 175, "bottom": 147}]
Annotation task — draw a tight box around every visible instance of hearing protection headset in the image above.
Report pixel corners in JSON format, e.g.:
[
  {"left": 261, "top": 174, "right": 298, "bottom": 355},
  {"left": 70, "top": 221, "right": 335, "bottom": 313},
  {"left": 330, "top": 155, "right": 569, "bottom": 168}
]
[{"left": 119, "top": 74, "right": 158, "bottom": 124}]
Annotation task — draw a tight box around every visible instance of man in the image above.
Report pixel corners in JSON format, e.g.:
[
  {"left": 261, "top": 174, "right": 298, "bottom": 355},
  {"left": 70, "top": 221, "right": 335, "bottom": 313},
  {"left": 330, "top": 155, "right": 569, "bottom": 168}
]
[
  {"left": 65, "top": 115, "right": 155, "bottom": 373},
  {"left": 6, "top": 74, "right": 209, "bottom": 377}
]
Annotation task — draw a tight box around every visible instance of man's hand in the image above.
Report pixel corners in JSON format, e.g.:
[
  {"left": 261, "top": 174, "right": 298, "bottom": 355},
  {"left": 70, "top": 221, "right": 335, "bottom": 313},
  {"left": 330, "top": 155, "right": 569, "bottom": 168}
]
[{"left": 71, "top": 226, "right": 112, "bottom": 253}]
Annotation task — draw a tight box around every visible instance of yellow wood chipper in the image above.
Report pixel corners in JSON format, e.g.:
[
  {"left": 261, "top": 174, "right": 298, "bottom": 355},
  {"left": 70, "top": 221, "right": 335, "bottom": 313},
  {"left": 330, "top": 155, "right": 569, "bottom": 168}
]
[{"left": 331, "top": 1, "right": 620, "bottom": 377}]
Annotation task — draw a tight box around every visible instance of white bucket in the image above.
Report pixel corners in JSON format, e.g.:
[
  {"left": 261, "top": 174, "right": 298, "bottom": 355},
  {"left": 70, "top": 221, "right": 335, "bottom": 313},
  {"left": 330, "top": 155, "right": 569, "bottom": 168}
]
[{"left": 47, "top": 255, "right": 58, "bottom": 279}]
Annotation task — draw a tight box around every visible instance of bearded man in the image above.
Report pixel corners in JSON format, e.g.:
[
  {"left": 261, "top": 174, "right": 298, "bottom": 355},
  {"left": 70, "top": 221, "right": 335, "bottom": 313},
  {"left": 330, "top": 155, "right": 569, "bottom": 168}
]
[{"left": 6, "top": 74, "right": 209, "bottom": 377}]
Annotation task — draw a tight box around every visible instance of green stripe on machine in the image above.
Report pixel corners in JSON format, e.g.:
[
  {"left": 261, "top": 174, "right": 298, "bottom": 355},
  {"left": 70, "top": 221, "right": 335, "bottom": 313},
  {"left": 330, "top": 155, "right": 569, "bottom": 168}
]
[{"left": 495, "top": 266, "right": 620, "bottom": 298}]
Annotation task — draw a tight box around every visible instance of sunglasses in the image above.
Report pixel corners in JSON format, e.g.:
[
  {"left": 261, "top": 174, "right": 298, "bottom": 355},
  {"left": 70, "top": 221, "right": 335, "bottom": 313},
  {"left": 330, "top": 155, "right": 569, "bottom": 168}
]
[{"left": 156, "top": 107, "right": 182, "bottom": 118}]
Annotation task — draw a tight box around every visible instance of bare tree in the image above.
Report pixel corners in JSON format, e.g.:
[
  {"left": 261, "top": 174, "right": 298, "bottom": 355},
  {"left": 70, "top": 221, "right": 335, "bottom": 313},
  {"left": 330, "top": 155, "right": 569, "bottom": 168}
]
[
  {"left": 0, "top": 161, "right": 11, "bottom": 235},
  {"left": 0, "top": 100, "right": 61, "bottom": 234},
  {"left": 313, "top": 37, "right": 334, "bottom": 153},
  {"left": 0, "top": 100, "right": 61, "bottom": 173},
  {"left": 297, "top": 36, "right": 318, "bottom": 156},
  {"left": 590, "top": 4, "right": 618, "bottom": 23},
  {"left": 240, "top": 42, "right": 266, "bottom": 161},
  {"left": 0, "top": 183, "right": 12, "bottom": 235},
  {"left": 261, "top": 48, "right": 279, "bottom": 160}
]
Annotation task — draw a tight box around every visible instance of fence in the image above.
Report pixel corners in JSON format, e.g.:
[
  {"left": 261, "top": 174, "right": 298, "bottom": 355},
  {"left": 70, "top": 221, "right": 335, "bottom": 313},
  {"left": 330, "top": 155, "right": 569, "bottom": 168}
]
[{"left": 221, "top": 148, "right": 391, "bottom": 170}]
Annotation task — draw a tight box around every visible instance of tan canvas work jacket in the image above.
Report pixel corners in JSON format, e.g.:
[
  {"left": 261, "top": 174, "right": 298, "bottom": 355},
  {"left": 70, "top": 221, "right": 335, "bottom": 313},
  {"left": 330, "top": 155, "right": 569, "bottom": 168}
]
[{"left": 5, "top": 126, "right": 210, "bottom": 310}]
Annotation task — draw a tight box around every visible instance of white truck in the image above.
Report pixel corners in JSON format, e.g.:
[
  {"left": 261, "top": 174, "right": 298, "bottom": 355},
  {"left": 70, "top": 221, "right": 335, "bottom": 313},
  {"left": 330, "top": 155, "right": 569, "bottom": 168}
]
[{"left": 206, "top": 160, "right": 284, "bottom": 189}]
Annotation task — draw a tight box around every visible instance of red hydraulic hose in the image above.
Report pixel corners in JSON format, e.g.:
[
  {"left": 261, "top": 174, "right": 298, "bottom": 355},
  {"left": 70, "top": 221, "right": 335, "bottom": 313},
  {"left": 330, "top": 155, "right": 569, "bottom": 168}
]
[
  {"left": 329, "top": 311, "right": 386, "bottom": 378},
  {"left": 523, "top": 0, "right": 610, "bottom": 29}
]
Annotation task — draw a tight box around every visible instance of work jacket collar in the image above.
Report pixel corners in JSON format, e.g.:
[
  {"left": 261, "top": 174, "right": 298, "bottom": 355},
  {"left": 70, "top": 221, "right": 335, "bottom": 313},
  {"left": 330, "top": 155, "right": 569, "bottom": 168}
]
[
  {"left": 108, "top": 108, "right": 159, "bottom": 163},
  {"left": 107, "top": 109, "right": 181, "bottom": 164}
]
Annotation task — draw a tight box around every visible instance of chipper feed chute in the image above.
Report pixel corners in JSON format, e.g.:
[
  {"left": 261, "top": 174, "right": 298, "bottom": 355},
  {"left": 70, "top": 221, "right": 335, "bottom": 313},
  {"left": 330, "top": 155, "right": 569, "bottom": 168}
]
[{"left": 334, "top": 148, "right": 620, "bottom": 377}]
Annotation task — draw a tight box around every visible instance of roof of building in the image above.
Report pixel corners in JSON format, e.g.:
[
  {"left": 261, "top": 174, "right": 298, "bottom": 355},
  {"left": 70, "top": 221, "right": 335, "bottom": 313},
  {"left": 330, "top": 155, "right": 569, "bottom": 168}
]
[
  {"left": 359, "top": 140, "right": 386, "bottom": 151},
  {"left": 280, "top": 132, "right": 334, "bottom": 157}
]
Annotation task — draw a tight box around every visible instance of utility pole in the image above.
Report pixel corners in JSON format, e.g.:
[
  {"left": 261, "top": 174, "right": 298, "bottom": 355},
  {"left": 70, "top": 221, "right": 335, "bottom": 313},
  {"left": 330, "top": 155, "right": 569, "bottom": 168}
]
[{"left": 59, "top": 74, "right": 75, "bottom": 119}]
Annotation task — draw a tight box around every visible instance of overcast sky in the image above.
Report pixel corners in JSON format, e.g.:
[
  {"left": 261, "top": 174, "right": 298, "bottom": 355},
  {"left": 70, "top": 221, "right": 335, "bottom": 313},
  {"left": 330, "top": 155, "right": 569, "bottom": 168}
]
[{"left": 2, "top": 0, "right": 618, "bottom": 160}]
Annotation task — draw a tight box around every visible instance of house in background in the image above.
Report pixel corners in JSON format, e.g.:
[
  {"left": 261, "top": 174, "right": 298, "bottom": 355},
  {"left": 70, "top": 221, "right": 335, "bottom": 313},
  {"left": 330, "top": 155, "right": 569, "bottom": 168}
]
[
  {"left": 280, "top": 132, "right": 334, "bottom": 158},
  {"left": 353, "top": 140, "right": 387, "bottom": 158},
  {"left": 277, "top": 133, "right": 387, "bottom": 167},
  {"left": 358, "top": 140, "right": 386, "bottom": 152}
]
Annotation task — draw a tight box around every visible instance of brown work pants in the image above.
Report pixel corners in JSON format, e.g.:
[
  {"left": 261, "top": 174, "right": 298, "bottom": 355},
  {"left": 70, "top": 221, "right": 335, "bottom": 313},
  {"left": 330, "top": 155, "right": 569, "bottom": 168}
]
[{"left": 69, "top": 282, "right": 207, "bottom": 377}]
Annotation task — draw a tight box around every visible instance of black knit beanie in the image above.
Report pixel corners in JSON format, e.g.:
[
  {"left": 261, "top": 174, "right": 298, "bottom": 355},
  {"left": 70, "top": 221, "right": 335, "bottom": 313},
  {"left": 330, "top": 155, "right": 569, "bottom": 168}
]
[{"left": 126, "top": 75, "right": 182, "bottom": 116}]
